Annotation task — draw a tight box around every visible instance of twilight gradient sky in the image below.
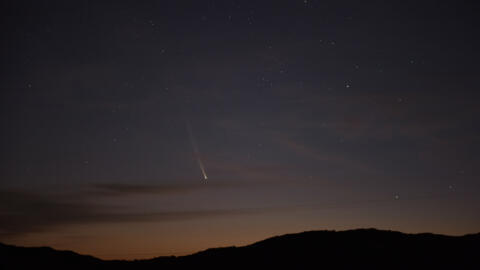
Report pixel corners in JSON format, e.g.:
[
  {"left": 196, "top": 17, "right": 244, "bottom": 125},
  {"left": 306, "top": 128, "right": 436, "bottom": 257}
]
[{"left": 1, "top": 0, "right": 479, "bottom": 259}]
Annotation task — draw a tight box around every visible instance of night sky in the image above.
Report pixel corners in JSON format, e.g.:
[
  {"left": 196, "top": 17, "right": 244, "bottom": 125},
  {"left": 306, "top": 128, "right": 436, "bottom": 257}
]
[{"left": 1, "top": 0, "right": 479, "bottom": 259}]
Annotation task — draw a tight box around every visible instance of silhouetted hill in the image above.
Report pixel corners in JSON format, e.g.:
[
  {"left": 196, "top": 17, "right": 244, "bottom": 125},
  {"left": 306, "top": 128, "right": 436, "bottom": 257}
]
[{"left": 2, "top": 229, "right": 479, "bottom": 269}]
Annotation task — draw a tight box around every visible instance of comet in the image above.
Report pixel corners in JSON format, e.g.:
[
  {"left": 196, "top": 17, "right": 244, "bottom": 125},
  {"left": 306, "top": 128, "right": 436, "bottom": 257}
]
[{"left": 186, "top": 121, "right": 208, "bottom": 180}]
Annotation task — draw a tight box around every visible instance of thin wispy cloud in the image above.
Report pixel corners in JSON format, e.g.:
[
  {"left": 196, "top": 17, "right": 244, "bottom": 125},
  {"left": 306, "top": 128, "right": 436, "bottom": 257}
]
[{"left": 0, "top": 188, "right": 270, "bottom": 238}]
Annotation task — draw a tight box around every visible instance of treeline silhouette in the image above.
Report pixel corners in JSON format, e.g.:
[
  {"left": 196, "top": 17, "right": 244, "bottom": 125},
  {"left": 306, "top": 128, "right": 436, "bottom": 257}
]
[{"left": 1, "top": 229, "right": 479, "bottom": 269}]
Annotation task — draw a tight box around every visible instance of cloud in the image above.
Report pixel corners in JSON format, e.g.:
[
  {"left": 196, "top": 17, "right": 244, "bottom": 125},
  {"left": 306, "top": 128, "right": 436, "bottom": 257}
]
[
  {"left": 89, "top": 180, "right": 262, "bottom": 196},
  {"left": 0, "top": 188, "right": 266, "bottom": 238},
  {"left": 93, "top": 183, "right": 206, "bottom": 196},
  {"left": 0, "top": 189, "right": 95, "bottom": 237}
]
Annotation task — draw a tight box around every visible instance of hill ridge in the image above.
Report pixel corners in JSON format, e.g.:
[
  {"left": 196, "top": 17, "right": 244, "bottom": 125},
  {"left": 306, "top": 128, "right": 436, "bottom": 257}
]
[{"left": 2, "top": 228, "right": 479, "bottom": 269}]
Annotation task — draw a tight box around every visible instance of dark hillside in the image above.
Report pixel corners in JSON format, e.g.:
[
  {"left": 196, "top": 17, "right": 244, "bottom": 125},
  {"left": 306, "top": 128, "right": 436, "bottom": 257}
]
[{"left": 1, "top": 229, "right": 479, "bottom": 270}]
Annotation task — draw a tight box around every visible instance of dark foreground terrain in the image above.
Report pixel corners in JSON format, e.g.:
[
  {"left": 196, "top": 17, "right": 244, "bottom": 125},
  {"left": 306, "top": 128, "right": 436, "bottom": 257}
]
[{"left": 1, "top": 229, "right": 479, "bottom": 269}]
